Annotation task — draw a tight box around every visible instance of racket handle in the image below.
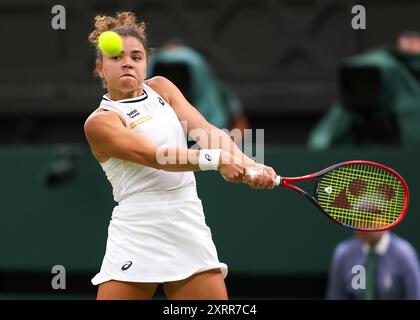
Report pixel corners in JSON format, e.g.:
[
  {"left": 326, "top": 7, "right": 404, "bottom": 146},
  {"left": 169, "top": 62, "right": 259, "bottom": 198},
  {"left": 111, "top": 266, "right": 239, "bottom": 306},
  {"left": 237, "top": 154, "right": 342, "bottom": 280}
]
[{"left": 275, "top": 176, "right": 281, "bottom": 186}]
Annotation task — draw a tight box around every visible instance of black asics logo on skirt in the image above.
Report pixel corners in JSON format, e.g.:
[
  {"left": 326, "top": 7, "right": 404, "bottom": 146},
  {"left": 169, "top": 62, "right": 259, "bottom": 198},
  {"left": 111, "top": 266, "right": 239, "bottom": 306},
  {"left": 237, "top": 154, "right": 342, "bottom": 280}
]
[{"left": 121, "top": 261, "right": 133, "bottom": 271}]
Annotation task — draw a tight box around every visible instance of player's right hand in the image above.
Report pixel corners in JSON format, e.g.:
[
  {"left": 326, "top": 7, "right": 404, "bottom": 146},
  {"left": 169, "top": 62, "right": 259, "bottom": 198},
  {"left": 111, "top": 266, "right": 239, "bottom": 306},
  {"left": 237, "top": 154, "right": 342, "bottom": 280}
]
[{"left": 243, "top": 163, "right": 277, "bottom": 190}]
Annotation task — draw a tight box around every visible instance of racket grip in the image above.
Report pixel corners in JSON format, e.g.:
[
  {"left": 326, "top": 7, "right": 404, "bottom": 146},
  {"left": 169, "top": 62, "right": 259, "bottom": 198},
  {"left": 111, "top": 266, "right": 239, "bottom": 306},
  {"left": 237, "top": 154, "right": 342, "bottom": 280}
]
[{"left": 275, "top": 176, "right": 281, "bottom": 186}]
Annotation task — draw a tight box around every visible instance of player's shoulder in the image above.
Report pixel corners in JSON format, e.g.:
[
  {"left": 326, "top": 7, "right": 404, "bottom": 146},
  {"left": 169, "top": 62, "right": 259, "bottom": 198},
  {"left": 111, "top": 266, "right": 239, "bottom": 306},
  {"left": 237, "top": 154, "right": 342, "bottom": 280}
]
[
  {"left": 146, "top": 76, "right": 172, "bottom": 92},
  {"left": 84, "top": 108, "right": 121, "bottom": 135},
  {"left": 146, "top": 76, "right": 175, "bottom": 101},
  {"left": 85, "top": 108, "right": 117, "bottom": 125}
]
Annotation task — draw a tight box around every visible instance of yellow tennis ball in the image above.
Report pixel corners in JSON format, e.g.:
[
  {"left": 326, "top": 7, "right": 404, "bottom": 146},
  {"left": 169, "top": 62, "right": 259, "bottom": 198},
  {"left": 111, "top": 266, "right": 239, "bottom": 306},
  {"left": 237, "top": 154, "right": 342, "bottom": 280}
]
[{"left": 98, "top": 31, "right": 123, "bottom": 57}]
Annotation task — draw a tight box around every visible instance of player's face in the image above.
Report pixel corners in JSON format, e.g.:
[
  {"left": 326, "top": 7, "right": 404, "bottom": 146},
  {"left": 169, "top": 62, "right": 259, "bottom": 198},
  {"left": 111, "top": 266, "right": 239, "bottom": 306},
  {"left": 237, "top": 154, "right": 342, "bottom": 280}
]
[{"left": 98, "top": 36, "right": 147, "bottom": 94}]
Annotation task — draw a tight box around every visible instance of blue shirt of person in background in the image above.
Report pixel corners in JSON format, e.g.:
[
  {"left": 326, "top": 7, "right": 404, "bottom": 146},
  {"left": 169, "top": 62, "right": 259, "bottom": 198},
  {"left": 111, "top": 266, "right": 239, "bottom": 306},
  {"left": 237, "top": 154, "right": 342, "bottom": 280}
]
[{"left": 326, "top": 231, "right": 420, "bottom": 299}]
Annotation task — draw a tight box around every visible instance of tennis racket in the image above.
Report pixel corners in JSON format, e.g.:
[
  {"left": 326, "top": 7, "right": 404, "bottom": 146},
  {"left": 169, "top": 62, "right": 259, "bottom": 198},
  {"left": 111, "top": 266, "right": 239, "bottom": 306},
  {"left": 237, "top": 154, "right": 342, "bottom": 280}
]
[{"left": 272, "top": 160, "right": 409, "bottom": 231}]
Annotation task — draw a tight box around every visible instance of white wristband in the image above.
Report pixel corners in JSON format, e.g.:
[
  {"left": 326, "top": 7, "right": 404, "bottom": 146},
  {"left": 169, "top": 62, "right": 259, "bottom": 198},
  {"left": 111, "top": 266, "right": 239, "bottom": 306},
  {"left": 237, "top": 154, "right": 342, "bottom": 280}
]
[{"left": 199, "top": 149, "right": 222, "bottom": 171}]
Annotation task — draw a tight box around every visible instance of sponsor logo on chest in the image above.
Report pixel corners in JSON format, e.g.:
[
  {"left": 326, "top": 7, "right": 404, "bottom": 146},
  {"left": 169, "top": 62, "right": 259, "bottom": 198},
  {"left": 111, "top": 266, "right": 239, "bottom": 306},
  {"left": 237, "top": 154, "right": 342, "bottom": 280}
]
[
  {"left": 126, "top": 109, "right": 140, "bottom": 119},
  {"left": 130, "top": 115, "right": 154, "bottom": 129}
]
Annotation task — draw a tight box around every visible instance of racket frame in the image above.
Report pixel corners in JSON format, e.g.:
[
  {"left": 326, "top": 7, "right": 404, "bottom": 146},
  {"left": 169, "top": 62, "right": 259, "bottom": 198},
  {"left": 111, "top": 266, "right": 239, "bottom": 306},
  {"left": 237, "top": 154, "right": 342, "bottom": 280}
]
[{"left": 278, "top": 160, "right": 409, "bottom": 231}]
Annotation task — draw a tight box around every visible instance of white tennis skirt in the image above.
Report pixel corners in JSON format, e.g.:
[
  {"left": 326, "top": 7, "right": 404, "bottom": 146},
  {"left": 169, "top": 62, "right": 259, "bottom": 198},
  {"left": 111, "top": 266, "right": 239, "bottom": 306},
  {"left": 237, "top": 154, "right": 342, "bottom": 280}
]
[{"left": 91, "top": 186, "right": 228, "bottom": 285}]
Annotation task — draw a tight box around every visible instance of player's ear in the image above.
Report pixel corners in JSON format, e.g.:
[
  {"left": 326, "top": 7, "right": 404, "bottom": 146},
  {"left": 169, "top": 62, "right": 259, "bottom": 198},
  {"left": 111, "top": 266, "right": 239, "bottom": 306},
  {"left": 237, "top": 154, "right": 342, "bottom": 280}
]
[
  {"left": 96, "top": 62, "right": 107, "bottom": 89},
  {"left": 96, "top": 62, "right": 104, "bottom": 79}
]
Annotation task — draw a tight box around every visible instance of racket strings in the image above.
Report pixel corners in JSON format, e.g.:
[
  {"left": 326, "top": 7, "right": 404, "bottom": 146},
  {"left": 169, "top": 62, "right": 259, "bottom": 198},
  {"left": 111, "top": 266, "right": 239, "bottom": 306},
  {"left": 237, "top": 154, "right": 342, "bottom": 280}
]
[
  {"left": 325, "top": 168, "right": 403, "bottom": 229},
  {"left": 316, "top": 164, "right": 405, "bottom": 230},
  {"left": 321, "top": 180, "right": 401, "bottom": 228}
]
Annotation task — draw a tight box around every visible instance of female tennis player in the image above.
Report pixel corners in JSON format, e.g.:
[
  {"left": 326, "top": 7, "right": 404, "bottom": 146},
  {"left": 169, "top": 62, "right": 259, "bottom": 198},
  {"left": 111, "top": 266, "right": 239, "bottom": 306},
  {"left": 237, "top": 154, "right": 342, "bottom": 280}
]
[{"left": 84, "top": 12, "right": 277, "bottom": 300}]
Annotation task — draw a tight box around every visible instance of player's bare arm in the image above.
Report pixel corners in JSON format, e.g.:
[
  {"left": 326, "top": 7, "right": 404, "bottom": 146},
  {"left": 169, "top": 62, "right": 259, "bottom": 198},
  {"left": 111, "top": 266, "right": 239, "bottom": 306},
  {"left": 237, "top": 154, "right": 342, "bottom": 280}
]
[
  {"left": 84, "top": 110, "right": 246, "bottom": 182},
  {"left": 84, "top": 111, "right": 200, "bottom": 171},
  {"left": 146, "top": 76, "right": 276, "bottom": 188}
]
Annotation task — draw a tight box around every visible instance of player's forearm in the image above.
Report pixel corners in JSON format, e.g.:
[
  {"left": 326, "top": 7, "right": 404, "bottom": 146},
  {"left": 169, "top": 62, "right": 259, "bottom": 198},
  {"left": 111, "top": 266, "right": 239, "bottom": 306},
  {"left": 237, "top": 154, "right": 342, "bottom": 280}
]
[
  {"left": 152, "top": 147, "right": 232, "bottom": 173},
  {"left": 151, "top": 147, "right": 201, "bottom": 171},
  {"left": 112, "top": 140, "right": 222, "bottom": 172},
  {"left": 207, "top": 125, "right": 255, "bottom": 165}
]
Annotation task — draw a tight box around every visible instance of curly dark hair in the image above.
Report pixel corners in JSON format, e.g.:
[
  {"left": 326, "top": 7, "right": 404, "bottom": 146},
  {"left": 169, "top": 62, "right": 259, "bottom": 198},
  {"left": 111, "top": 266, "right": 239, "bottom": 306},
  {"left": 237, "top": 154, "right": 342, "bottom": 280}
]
[{"left": 88, "top": 12, "right": 149, "bottom": 87}]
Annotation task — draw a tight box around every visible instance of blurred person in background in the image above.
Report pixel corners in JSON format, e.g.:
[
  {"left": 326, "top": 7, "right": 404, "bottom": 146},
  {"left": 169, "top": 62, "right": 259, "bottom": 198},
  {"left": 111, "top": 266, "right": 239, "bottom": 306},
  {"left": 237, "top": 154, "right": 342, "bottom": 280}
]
[
  {"left": 397, "top": 31, "right": 420, "bottom": 54},
  {"left": 308, "top": 30, "right": 420, "bottom": 149},
  {"left": 147, "top": 40, "right": 250, "bottom": 137},
  {"left": 326, "top": 230, "right": 420, "bottom": 300}
]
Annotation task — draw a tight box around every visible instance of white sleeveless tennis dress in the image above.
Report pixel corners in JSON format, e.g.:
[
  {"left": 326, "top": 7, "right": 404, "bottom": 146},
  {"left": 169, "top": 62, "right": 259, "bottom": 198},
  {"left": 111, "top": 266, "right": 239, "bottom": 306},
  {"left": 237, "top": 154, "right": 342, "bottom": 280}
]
[{"left": 91, "top": 83, "right": 227, "bottom": 285}]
